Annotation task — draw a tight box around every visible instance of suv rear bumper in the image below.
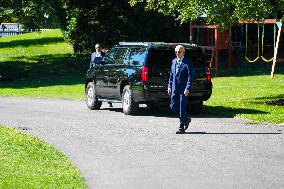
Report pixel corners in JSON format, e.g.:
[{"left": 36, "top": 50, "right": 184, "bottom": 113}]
[
  {"left": 133, "top": 90, "right": 169, "bottom": 103},
  {"left": 132, "top": 89, "right": 212, "bottom": 103}
]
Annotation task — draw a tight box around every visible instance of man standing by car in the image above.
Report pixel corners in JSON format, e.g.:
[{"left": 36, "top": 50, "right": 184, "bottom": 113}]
[
  {"left": 168, "top": 45, "right": 193, "bottom": 134},
  {"left": 90, "top": 43, "right": 106, "bottom": 68},
  {"left": 90, "top": 43, "right": 113, "bottom": 107}
]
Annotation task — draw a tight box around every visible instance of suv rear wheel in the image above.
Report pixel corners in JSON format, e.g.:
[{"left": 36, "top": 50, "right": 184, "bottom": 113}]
[
  {"left": 86, "top": 82, "right": 102, "bottom": 110},
  {"left": 122, "top": 85, "right": 138, "bottom": 115}
]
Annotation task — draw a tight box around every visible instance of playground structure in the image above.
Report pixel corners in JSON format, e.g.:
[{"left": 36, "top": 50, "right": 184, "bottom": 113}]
[
  {"left": 189, "top": 19, "right": 283, "bottom": 78},
  {"left": 189, "top": 22, "right": 231, "bottom": 76}
]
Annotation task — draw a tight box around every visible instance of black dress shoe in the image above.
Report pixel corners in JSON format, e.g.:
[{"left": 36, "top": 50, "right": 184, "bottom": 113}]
[
  {"left": 176, "top": 128, "right": 185, "bottom": 134},
  {"left": 185, "top": 117, "right": 191, "bottom": 130}
]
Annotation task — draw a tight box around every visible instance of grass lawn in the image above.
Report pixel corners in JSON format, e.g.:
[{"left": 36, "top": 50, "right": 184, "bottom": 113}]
[
  {"left": 204, "top": 67, "right": 284, "bottom": 124},
  {"left": 0, "top": 74, "right": 85, "bottom": 100},
  {"left": 0, "top": 29, "right": 86, "bottom": 100},
  {"left": 0, "top": 125, "right": 86, "bottom": 188},
  {"left": 0, "top": 30, "right": 283, "bottom": 124}
]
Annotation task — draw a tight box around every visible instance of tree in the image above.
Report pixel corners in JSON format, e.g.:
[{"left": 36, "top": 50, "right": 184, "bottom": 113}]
[
  {"left": 64, "top": 0, "right": 190, "bottom": 54},
  {"left": 0, "top": 0, "right": 67, "bottom": 30},
  {"left": 0, "top": 0, "right": 16, "bottom": 23},
  {"left": 129, "top": 0, "right": 284, "bottom": 28}
]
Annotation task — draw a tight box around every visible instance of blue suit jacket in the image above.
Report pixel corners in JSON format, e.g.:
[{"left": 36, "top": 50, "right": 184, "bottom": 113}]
[
  {"left": 168, "top": 57, "right": 194, "bottom": 94},
  {"left": 90, "top": 51, "right": 106, "bottom": 68}
]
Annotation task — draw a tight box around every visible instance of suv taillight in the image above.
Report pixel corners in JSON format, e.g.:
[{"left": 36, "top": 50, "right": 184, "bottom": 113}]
[
  {"left": 141, "top": 66, "right": 149, "bottom": 83},
  {"left": 205, "top": 67, "right": 211, "bottom": 81}
]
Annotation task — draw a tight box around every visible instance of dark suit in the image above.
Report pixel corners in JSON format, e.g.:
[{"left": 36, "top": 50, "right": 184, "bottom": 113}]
[
  {"left": 90, "top": 51, "right": 106, "bottom": 68},
  {"left": 168, "top": 57, "right": 194, "bottom": 128}
]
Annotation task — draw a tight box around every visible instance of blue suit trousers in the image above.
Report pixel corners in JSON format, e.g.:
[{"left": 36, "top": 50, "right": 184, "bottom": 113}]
[{"left": 170, "top": 92, "right": 188, "bottom": 128}]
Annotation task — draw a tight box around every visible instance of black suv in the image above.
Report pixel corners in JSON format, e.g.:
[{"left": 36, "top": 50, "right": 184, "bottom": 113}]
[{"left": 85, "top": 42, "right": 212, "bottom": 115}]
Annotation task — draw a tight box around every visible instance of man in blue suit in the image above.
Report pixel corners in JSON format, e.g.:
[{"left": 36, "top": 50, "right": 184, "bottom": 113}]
[
  {"left": 90, "top": 43, "right": 112, "bottom": 107},
  {"left": 90, "top": 43, "right": 106, "bottom": 68},
  {"left": 168, "top": 45, "right": 193, "bottom": 134}
]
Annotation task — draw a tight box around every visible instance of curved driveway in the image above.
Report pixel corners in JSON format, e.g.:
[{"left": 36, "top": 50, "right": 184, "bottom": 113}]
[{"left": 0, "top": 97, "right": 283, "bottom": 189}]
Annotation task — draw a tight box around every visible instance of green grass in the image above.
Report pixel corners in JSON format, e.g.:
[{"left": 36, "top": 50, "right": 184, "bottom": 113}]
[
  {"left": 0, "top": 29, "right": 85, "bottom": 81},
  {"left": 0, "top": 29, "right": 86, "bottom": 100},
  {"left": 204, "top": 67, "right": 284, "bottom": 124},
  {"left": 0, "top": 74, "right": 85, "bottom": 100},
  {"left": 0, "top": 125, "right": 86, "bottom": 188}
]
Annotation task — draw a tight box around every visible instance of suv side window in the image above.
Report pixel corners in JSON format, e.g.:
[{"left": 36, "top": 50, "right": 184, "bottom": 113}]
[
  {"left": 114, "top": 47, "right": 129, "bottom": 65},
  {"left": 129, "top": 47, "right": 147, "bottom": 66},
  {"left": 103, "top": 48, "right": 117, "bottom": 65}
]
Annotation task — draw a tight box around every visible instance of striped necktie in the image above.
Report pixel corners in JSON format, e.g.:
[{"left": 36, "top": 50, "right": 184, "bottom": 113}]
[{"left": 176, "top": 59, "right": 181, "bottom": 74}]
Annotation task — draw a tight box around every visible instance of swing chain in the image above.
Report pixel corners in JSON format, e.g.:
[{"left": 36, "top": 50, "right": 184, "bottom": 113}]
[
  {"left": 261, "top": 23, "right": 275, "bottom": 62},
  {"left": 245, "top": 24, "right": 260, "bottom": 63}
]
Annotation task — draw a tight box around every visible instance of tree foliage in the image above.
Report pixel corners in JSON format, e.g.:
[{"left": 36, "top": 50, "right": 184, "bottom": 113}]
[
  {"left": 0, "top": 0, "right": 16, "bottom": 23},
  {"left": 0, "top": 0, "right": 66, "bottom": 30},
  {"left": 2, "top": 0, "right": 284, "bottom": 55},
  {"left": 1, "top": 0, "right": 190, "bottom": 54},
  {"left": 129, "top": 0, "right": 284, "bottom": 28},
  {"left": 64, "top": 0, "right": 190, "bottom": 54}
]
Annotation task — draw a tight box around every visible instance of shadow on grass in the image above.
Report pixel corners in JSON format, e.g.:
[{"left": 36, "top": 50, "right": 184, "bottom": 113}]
[
  {"left": 254, "top": 94, "right": 284, "bottom": 101},
  {"left": 0, "top": 54, "right": 88, "bottom": 87},
  {"left": 0, "top": 74, "right": 85, "bottom": 89},
  {"left": 0, "top": 37, "right": 64, "bottom": 49},
  {"left": 253, "top": 94, "right": 284, "bottom": 106},
  {"left": 202, "top": 105, "right": 268, "bottom": 118}
]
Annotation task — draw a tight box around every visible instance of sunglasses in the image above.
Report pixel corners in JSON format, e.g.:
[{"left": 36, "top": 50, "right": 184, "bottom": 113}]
[{"left": 176, "top": 51, "right": 183, "bottom": 54}]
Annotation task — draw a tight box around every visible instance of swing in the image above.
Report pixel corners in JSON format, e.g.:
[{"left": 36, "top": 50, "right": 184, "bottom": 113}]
[
  {"left": 245, "top": 24, "right": 260, "bottom": 63},
  {"left": 261, "top": 24, "right": 276, "bottom": 62}
]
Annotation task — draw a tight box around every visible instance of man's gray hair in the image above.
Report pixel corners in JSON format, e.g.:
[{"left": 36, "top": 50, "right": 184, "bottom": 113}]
[{"left": 175, "top": 45, "right": 185, "bottom": 52}]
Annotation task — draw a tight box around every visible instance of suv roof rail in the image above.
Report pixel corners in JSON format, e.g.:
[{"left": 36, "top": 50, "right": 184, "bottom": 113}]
[
  {"left": 118, "top": 42, "right": 152, "bottom": 46},
  {"left": 118, "top": 42, "right": 199, "bottom": 48}
]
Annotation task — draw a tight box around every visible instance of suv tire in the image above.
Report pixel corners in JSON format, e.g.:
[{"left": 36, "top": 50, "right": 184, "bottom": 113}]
[
  {"left": 122, "top": 85, "right": 138, "bottom": 115},
  {"left": 86, "top": 82, "right": 102, "bottom": 110}
]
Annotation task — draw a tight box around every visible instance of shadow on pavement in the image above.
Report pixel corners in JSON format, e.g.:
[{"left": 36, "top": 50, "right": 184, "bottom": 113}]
[
  {"left": 100, "top": 104, "right": 267, "bottom": 119},
  {"left": 183, "top": 132, "right": 282, "bottom": 135}
]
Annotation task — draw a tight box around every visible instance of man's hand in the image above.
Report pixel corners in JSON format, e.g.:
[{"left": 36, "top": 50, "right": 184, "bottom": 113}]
[
  {"left": 184, "top": 89, "right": 190, "bottom": 96},
  {"left": 167, "top": 88, "right": 171, "bottom": 95}
]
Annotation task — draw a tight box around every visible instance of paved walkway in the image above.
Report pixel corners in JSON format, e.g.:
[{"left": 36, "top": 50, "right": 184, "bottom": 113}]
[{"left": 0, "top": 97, "right": 283, "bottom": 189}]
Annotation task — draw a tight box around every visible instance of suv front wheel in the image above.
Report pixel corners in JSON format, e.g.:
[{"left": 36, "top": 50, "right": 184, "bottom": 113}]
[
  {"left": 86, "top": 82, "right": 102, "bottom": 110},
  {"left": 122, "top": 85, "right": 138, "bottom": 115}
]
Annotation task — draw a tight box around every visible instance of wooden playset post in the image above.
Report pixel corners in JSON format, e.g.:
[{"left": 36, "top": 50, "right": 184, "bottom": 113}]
[
  {"left": 214, "top": 28, "right": 219, "bottom": 75},
  {"left": 271, "top": 21, "right": 282, "bottom": 78}
]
